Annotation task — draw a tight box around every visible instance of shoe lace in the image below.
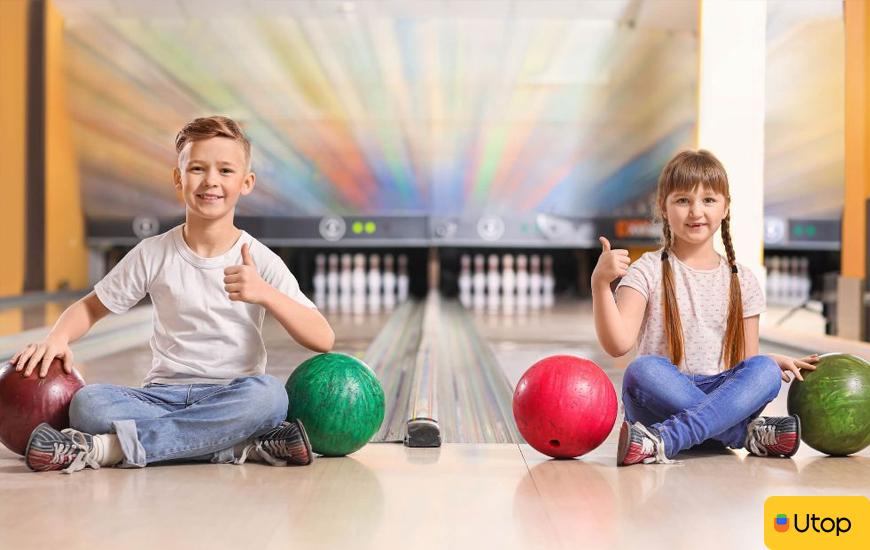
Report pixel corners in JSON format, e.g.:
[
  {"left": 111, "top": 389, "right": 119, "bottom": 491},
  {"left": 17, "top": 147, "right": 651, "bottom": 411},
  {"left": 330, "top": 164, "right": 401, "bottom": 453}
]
[
  {"left": 634, "top": 423, "right": 676, "bottom": 464},
  {"left": 746, "top": 418, "right": 777, "bottom": 456},
  {"left": 56, "top": 429, "right": 101, "bottom": 474},
  {"left": 235, "top": 440, "right": 287, "bottom": 466}
]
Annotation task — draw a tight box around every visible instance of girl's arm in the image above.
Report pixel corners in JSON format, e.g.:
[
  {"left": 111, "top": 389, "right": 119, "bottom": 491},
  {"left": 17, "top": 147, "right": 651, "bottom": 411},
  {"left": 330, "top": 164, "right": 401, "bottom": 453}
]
[
  {"left": 591, "top": 237, "right": 647, "bottom": 357},
  {"left": 593, "top": 284, "right": 647, "bottom": 357},
  {"left": 744, "top": 314, "right": 819, "bottom": 381},
  {"left": 743, "top": 315, "right": 760, "bottom": 357}
]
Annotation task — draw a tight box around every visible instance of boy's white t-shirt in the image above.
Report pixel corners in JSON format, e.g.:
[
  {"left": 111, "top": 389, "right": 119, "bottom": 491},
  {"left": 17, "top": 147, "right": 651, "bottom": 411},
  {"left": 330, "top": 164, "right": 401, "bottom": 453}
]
[
  {"left": 616, "top": 250, "right": 765, "bottom": 375},
  {"left": 94, "top": 225, "right": 316, "bottom": 385}
]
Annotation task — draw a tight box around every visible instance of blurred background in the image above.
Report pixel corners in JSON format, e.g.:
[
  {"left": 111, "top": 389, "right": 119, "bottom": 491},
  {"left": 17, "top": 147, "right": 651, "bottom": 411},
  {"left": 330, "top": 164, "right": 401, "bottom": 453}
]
[{"left": 0, "top": 0, "right": 864, "bottom": 342}]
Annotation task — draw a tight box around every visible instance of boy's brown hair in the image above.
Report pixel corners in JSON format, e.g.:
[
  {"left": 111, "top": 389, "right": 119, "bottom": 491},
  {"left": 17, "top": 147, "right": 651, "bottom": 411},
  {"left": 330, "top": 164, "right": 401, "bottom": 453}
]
[
  {"left": 655, "top": 149, "right": 744, "bottom": 370},
  {"left": 175, "top": 116, "right": 251, "bottom": 169}
]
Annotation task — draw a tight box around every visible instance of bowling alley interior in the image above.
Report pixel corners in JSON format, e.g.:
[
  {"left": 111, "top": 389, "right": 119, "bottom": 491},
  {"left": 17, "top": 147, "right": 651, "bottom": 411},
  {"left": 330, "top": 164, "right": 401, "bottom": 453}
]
[{"left": 1, "top": 1, "right": 869, "bottom": 549}]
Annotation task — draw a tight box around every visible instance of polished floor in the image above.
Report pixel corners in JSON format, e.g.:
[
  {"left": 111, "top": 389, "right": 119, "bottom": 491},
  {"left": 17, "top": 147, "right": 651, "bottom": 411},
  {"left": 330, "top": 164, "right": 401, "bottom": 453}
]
[{"left": 0, "top": 299, "right": 868, "bottom": 550}]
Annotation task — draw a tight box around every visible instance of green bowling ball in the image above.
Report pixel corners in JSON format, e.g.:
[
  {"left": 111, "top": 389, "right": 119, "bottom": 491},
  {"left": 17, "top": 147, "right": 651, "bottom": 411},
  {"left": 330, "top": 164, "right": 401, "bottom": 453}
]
[
  {"left": 787, "top": 353, "right": 870, "bottom": 456},
  {"left": 285, "top": 353, "right": 385, "bottom": 457}
]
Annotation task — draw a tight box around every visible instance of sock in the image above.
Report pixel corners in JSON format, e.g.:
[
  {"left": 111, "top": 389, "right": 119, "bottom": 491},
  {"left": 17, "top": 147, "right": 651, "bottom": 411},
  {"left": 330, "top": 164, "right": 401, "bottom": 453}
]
[{"left": 92, "top": 434, "right": 124, "bottom": 466}]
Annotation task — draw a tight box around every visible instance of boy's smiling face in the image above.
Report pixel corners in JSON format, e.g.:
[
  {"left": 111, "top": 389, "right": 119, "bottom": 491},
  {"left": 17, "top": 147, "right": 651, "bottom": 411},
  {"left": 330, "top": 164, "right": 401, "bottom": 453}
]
[{"left": 173, "top": 136, "right": 255, "bottom": 222}]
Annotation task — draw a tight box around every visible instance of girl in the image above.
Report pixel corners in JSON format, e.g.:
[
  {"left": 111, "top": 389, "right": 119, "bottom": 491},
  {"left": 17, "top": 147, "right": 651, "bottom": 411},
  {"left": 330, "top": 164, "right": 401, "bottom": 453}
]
[{"left": 591, "top": 149, "right": 818, "bottom": 466}]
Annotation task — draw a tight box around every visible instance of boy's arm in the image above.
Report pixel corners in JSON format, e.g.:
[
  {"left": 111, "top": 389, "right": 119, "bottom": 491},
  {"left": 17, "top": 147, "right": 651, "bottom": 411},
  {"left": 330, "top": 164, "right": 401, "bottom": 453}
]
[
  {"left": 262, "top": 288, "right": 335, "bottom": 353},
  {"left": 224, "top": 244, "right": 335, "bottom": 353},
  {"left": 13, "top": 292, "right": 111, "bottom": 377}
]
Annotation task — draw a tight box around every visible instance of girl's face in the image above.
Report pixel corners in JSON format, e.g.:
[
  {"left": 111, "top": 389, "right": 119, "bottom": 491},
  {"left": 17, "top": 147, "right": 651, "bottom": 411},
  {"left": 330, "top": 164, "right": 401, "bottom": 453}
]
[{"left": 662, "top": 184, "right": 729, "bottom": 247}]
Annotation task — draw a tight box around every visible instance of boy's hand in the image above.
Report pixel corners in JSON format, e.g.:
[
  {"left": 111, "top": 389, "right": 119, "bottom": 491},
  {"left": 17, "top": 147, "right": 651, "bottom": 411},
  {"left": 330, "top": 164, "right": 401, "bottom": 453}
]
[
  {"left": 767, "top": 353, "right": 820, "bottom": 382},
  {"left": 11, "top": 334, "right": 74, "bottom": 378},
  {"left": 591, "top": 236, "right": 630, "bottom": 287},
  {"left": 224, "top": 243, "right": 271, "bottom": 305}
]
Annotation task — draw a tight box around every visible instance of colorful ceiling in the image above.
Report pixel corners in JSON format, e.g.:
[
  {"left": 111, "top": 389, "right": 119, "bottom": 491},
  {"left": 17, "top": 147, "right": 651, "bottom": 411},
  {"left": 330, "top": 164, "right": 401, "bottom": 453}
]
[
  {"left": 58, "top": 1, "right": 697, "bottom": 221},
  {"left": 56, "top": 0, "right": 844, "bottom": 224}
]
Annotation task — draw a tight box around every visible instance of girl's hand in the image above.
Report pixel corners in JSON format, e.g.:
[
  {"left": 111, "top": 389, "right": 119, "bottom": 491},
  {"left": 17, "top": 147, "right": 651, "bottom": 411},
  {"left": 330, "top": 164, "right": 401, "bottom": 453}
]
[
  {"left": 11, "top": 334, "right": 75, "bottom": 378},
  {"left": 591, "top": 237, "right": 630, "bottom": 287},
  {"left": 767, "top": 353, "right": 820, "bottom": 383},
  {"left": 223, "top": 243, "right": 271, "bottom": 305}
]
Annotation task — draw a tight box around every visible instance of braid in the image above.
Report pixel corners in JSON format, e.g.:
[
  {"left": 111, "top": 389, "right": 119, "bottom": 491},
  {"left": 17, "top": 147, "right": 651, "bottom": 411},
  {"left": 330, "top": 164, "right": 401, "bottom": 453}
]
[
  {"left": 721, "top": 217, "right": 737, "bottom": 267},
  {"left": 660, "top": 220, "right": 684, "bottom": 367},
  {"left": 720, "top": 217, "right": 745, "bottom": 368}
]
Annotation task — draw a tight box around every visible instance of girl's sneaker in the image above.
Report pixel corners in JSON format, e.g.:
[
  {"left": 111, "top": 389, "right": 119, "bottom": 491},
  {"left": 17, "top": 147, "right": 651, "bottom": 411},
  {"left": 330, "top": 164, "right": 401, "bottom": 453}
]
[
  {"left": 745, "top": 416, "right": 801, "bottom": 457},
  {"left": 617, "top": 420, "right": 674, "bottom": 466},
  {"left": 25, "top": 423, "right": 101, "bottom": 474},
  {"left": 235, "top": 419, "right": 313, "bottom": 466}
]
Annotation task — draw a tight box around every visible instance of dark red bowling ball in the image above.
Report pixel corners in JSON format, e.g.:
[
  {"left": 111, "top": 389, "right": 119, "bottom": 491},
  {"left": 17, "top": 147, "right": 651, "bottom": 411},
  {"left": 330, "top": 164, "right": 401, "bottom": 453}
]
[
  {"left": 0, "top": 359, "right": 85, "bottom": 455},
  {"left": 513, "top": 355, "right": 617, "bottom": 459}
]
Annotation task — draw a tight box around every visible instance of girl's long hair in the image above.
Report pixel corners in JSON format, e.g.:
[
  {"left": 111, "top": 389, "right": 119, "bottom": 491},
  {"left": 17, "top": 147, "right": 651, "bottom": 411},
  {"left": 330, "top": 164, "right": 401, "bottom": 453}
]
[{"left": 656, "top": 150, "right": 744, "bottom": 369}]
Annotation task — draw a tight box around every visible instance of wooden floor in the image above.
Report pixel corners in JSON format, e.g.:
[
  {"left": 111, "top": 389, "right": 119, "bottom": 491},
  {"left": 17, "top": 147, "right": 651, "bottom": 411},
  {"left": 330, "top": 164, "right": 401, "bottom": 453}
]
[{"left": 0, "top": 300, "right": 868, "bottom": 549}]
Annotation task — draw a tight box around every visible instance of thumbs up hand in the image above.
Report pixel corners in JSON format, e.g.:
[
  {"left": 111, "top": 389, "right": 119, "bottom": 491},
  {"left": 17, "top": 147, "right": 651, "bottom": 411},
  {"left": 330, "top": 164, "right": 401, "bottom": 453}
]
[
  {"left": 224, "top": 243, "right": 270, "bottom": 304},
  {"left": 591, "top": 236, "right": 631, "bottom": 287}
]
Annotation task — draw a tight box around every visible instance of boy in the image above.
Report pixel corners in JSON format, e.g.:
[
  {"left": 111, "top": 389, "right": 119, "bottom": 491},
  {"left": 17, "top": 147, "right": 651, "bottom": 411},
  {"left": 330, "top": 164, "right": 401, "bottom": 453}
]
[{"left": 11, "top": 116, "right": 334, "bottom": 473}]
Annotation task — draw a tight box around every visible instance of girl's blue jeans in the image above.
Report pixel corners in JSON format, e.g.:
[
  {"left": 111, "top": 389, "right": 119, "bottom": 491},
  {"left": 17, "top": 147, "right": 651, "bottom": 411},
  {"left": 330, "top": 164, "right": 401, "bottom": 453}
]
[
  {"left": 68, "top": 375, "right": 289, "bottom": 467},
  {"left": 622, "top": 355, "right": 782, "bottom": 458}
]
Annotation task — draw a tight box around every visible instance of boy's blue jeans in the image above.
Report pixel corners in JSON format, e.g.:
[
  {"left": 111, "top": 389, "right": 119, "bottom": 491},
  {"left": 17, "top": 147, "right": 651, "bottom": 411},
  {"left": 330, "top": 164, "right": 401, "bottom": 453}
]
[
  {"left": 622, "top": 355, "right": 782, "bottom": 458},
  {"left": 68, "top": 375, "right": 289, "bottom": 467}
]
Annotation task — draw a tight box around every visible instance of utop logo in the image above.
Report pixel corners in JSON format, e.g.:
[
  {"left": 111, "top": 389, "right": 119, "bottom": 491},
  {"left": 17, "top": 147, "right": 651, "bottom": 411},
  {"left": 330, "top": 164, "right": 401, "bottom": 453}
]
[
  {"left": 765, "top": 496, "right": 868, "bottom": 550},
  {"left": 774, "top": 514, "right": 789, "bottom": 532},
  {"left": 773, "top": 511, "right": 851, "bottom": 536}
]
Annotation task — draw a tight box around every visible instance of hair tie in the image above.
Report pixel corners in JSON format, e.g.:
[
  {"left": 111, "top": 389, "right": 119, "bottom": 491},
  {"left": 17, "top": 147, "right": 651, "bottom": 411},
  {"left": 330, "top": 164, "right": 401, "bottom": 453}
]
[
  {"left": 661, "top": 250, "right": 669, "bottom": 261},
  {"left": 731, "top": 265, "right": 738, "bottom": 274}
]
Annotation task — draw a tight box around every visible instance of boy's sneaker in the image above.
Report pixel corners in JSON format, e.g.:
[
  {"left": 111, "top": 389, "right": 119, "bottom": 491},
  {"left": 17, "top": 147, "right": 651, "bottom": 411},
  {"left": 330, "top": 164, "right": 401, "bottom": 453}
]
[
  {"left": 25, "top": 423, "right": 101, "bottom": 474},
  {"left": 236, "top": 419, "right": 313, "bottom": 466},
  {"left": 617, "top": 420, "right": 674, "bottom": 466},
  {"left": 745, "top": 416, "right": 801, "bottom": 458}
]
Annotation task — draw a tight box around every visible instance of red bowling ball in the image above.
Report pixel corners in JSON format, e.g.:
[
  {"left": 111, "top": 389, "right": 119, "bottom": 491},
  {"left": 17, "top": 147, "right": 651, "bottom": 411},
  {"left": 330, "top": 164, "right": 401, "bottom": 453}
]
[
  {"left": 513, "top": 355, "right": 617, "bottom": 459},
  {"left": 0, "top": 359, "right": 86, "bottom": 455}
]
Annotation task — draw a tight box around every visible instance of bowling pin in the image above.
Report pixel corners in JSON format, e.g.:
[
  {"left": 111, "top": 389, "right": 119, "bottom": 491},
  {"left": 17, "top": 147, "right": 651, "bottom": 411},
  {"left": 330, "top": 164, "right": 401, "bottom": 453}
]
[
  {"left": 458, "top": 254, "right": 472, "bottom": 308},
  {"left": 487, "top": 254, "right": 501, "bottom": 313},
  {"left": 791, "top": 257, "right": 804, "bottom": 305},
  {"left": 502, "top": 254, "right": 516, "bottom": 315},
  {"left": 397, "top": 254, "right": 409, "bottom": 303},
  {"left": 326, "top": 254, "right": 339, "bottom": 312},
  {"left": 313, "top": 254, "right": 327, "bottom": 310},
  {"left": 339, "top": 253, "right": 353, "bottom": 313},
  {"left": 352, "top": 253, "right": 366, "bottom": 315},
  {"left": 542, "top": 255, "right": 555, "bottom": 308},
  {"left": 472, "top": 254, "right": 486, "bottom": 311},
  {"left": 529, "top": 255, "right": 542, "bottom": 310},
  {"left": 515, "top": 254, "right": 529, "bottom": 314},
  {"left": 785, "top": 256, "right": 798, "bottom": 306},
  {"left": 799, "top": 257, "right": 811, "bottom": 303},
  {"left": 766, "top": 256, "right": 781, "bottom": 305},
  {"left": 383, "top": 254, "right": 397, "bottom": 310},
  {"left": 368, "top": 254, "right": 382, "bottom": 314}
]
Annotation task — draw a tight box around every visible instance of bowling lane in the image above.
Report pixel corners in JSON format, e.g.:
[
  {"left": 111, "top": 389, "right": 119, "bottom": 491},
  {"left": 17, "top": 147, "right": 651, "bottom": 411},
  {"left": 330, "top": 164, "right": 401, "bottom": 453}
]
[
  {"left": 473, "top": 300, "right": 618, "bottom": 386},
  {"left": 0, "top": 294, "right": 83, "bottom": 339}
]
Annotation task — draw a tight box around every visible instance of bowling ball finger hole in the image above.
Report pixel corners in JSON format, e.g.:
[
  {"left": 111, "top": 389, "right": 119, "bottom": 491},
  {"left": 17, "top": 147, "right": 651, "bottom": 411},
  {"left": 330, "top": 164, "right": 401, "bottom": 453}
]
[{"left": 549, "top": 439, "right": 560, "bottom": 447}]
